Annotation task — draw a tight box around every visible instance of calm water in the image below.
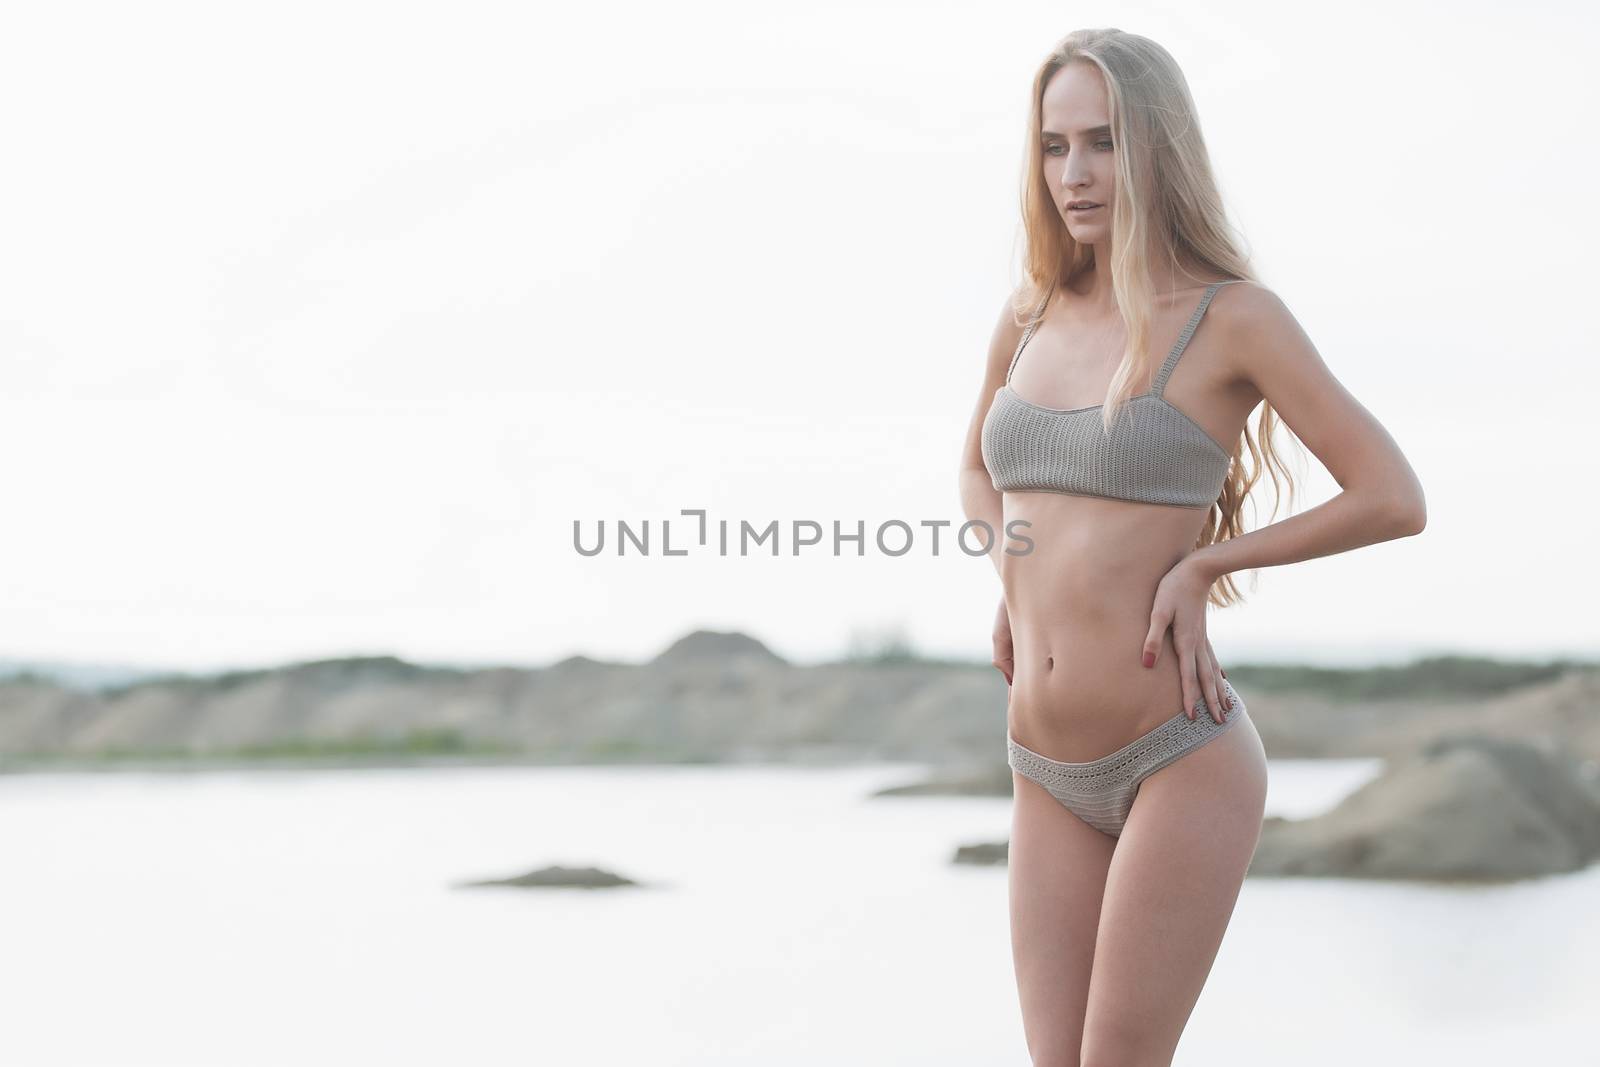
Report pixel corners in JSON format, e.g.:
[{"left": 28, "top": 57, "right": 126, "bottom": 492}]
[{"left": 1, "top": 757, "right": 1595, "bottom": 1066}]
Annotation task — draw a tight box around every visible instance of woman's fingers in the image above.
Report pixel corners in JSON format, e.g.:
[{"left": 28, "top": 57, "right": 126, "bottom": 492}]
[
  {"left": 1203, "top": 639, "right": 1229, "bottom": 720},
  {"left": 1178, "top": 641, "right": 1199, "bottom": 720},
  {"left": 1140, "top": 604, "right": 1172, "bottom": 670},
  {"left": 993, "top": 596, "right": 1014, "bottom": 687},
  {"left": 1180, "top": 632, "right": 1223, "bottom": 724},
  {"left": 1203, "top": 639, "right": 1222, "bottom": 723},
  {"left": 1156, "top": 608, "right": 1229, "bottom": 724}
]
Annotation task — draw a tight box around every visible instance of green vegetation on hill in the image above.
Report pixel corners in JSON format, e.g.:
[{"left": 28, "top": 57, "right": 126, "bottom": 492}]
[
  {"left": 4, "top": 728, "right": 516, "bottom": 764},
  {"left": 1222, "top": 655, "right": 1588, "bottom": 700},
  {"left": 224, "top": 728, "right": 513, "bottom": 758},
  {"left": 96, "top": 655, "right": 468, "bottom": 698},
  {"left": 825, "top": 651, "right": 1595, "bottom": 700}
]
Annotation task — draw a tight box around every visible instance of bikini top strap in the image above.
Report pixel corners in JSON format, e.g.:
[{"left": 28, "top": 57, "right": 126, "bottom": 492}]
[
  {"left": 1005, "top": 290, "right": 1054, "bottom": 384},
  {"left": 1152, "top": 280, "right": 1244, "bottom": 397}
]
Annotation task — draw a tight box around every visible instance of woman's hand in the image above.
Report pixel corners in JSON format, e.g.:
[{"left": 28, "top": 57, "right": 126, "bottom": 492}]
[
  {"left": 1140, "top": 556, "right": 1231, "bottom": 723},
  {"left": 992, "top": 595, "right": 1014, "bottom": 687}
]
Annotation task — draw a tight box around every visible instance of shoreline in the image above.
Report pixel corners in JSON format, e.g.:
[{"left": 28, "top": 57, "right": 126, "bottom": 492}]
[{"left": 0, "top": 745, "right": 923, "bottom": 776}]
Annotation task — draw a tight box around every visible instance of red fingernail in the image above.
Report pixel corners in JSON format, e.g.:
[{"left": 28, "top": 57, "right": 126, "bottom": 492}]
[{"left": 1142, "top": 651, "right": 1155, "bottom": 668}]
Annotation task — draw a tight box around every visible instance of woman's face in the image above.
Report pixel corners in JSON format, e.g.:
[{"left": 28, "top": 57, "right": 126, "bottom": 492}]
[{"left": 1040, "top": 62, "right": 1116, "bottom": 242}]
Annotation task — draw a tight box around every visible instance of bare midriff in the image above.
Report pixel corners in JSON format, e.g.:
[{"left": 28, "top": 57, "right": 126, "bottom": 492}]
[{"left": 1000, "top": 487, "right": 1218, "bottom": 763}]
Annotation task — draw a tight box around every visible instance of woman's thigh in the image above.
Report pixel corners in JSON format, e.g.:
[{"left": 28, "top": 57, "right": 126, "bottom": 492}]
[
  {"left": 1009, "top": 770, "right": 1119, "bottom": 1067},
  {"left": 1079, "top": 713, "right": 1269, "bottom": 1067}
]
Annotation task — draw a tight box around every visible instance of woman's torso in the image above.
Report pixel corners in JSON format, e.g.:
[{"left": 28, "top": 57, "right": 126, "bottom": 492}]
[{"left": 993, "top": 279, "right": 1262, "bottom": 761}]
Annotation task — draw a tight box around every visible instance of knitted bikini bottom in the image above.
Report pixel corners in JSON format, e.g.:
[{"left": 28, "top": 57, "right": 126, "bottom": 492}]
[{"left": 1006, "top": 677, "right": 1246, "bottom": 839}]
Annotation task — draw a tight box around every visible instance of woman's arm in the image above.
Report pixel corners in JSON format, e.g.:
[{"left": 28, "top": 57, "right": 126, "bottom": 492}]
[
  {"left": 1188, "top": 282, "right": 1427, "bottom": 585},
  {"left": 958, "top": 293, "right": 1027, "bottom": 576}
]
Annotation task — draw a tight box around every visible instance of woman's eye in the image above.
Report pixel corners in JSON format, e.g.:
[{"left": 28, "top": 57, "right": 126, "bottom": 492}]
[{"left": 1043, "top": 141, "right": 1111, "bottom": 155}]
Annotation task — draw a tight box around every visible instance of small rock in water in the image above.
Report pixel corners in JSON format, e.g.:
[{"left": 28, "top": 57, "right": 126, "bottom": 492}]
[
  {"left": 457, "top": 864, "right": 641, "bottom": 889},
  {"left": 953, "top": 841, "right": 1008, "bottom": 866}
]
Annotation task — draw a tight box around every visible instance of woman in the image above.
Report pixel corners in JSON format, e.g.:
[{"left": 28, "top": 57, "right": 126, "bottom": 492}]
[{"left": 957, "top": 28, "right": 1427, "bottom": 1067}]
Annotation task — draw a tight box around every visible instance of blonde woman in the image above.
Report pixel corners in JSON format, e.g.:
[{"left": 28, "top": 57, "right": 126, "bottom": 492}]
[{"left": 958, "top": 28, "right": 1426, "bottom": 1067}]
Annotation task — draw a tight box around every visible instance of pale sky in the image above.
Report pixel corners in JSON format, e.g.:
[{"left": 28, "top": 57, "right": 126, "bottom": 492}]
[{"left": 3, "top": 0, "right": 1596, "bottom": 674}]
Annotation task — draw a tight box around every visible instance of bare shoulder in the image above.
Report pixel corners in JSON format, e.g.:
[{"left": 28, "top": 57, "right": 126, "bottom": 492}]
[
  {"left": 1205, "top": 279, "right": 1320, "bottom": 382},
  {"left": 1208, "top": 278, "right": 1294, "bottom": 335},
  {"left": 983, "top": 289, "right": 1034, "bottom": 375}
]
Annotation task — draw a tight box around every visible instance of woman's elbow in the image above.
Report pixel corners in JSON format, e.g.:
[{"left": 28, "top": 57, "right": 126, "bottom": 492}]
[{"left": 1387, "top": 490, "right": 1427, "bottom": 537}]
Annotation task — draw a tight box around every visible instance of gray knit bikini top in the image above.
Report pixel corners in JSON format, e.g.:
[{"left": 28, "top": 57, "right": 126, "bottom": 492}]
[{"left": 981, "top": 280, "right": 1242, "bottom": 509}]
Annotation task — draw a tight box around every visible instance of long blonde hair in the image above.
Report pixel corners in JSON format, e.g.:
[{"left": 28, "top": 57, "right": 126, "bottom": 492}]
[{"left": 1013, "top": 27, "right": 1304, "bottom": 607}]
